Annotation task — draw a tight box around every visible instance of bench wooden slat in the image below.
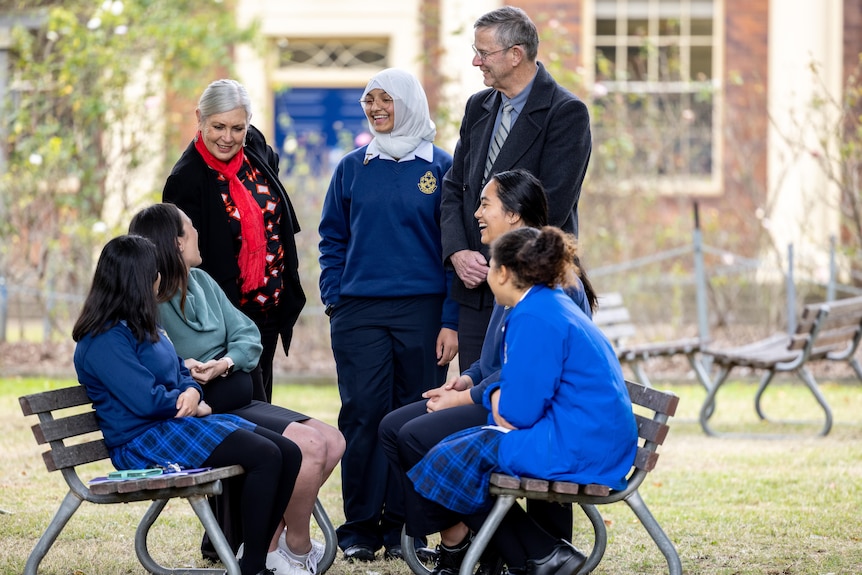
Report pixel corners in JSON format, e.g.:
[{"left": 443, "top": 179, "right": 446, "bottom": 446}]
[
  {"left": 19, "top": 386, "right": 92, "bottom": 416},
  {"left": 634, "top": 413, "right": 670, "bottom": 445},
  {"left": 634, "top": 445, "right": 660, "bottom": 472},
  {"left": 33, "top": 412, "right": 101, "bottom": 444},
  {"left": 594, "top": 306, "right": 631, "bottom": 325},
  {"left": 43, "top": 439, "right": 109, "bottom": 472},
  {"left": 90, "top": 465, "right": 245, "bottom": 495},
  {"left": 599, "top": 324, "right": 638, "bottom": 343},
  {"left": 626, "top": 380, "right": 679, "bottom": 416},
  {"left": 618, "top": 337, "right": 701, "bottom": 360}
]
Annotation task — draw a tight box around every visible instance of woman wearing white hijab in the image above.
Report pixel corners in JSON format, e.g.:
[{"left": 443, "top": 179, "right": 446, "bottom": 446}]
[{"left": 319, "top": 68, "right": 458, "bottom": 562}]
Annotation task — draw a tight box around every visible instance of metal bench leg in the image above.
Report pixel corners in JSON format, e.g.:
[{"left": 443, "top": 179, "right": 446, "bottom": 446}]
[
  {"left": 575, "top": 503, "right": 606, "bottom": 575},
  {"left": 313, "top": 498, "right": 338, "bottom": 574},
  {"left": 625, "top": 490, "right": 682, "bottom": 575},
  {"left": 699, "top": 365, "right": 731, "bottom": 436},
  {"left": 849, "top": 357, "right": 862, "bottom": 383},
  {"left": 401, "top": 528, "right": 432, "bottom": 575},
  {"left": 135, "top": 497, "right": 240, "bottom": 575},
  {"left": 753, "top": 367, "right": 833, "bottom": 436},
  {"left": 630, "top": 361, "right": 653, "bottom": 388},
  {"left": 797, "top": 367, "right": 833, "bottom": 436},
  {"left": 753, "top": 370, "right": 776, "bottom": 421},
  {"left": 686, "top": 352, "right": 713, "bottom": 394},
  {"left": 459, "top": 495, "right": 517, "bottom": 575},
  {"left": 23, "top": 490, "right": 83, "bottom": 575}
]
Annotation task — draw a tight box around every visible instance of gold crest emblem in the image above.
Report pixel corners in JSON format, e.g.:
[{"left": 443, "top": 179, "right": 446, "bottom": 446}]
[{"left": 418, "top": 171, "right": 437, "bottom": 194}]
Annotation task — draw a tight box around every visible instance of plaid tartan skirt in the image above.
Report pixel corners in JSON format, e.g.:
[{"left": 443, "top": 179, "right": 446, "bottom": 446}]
[
  {"left": 109, "top": 414, "right": 256, "bottom": 471},
  {"left": 407, "top": 426, "right": 505, "bottom": 514}
]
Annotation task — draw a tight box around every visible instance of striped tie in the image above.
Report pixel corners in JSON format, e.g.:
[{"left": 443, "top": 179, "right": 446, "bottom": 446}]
[{"left": 484, "top": 101, "right": 513, "bottom": 181}]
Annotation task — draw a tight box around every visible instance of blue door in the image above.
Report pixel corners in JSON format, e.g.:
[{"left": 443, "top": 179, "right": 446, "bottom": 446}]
[{"left": 274, "top": 87, "right": 371, "bottom": 176}]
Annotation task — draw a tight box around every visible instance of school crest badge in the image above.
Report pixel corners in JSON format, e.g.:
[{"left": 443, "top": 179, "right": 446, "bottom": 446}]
[{"left": 418, "top": 171, "right": 437, "bottom": 194}]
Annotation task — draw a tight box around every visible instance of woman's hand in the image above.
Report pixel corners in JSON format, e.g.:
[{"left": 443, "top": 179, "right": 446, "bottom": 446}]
[
  {"left": 175, "top": 387, "right": 202, "bottom": 418},
  {"left": 490, "top": 389, "right": 516, "bottom": 429},
  {"left": 436, "top": 327, "right": 459, "bottom": 366},
  {"left": 423, "top": 375, "right": 473, "bottom": 412},
  {"left": 189, "top": 359, "right": 230, "bottom": 383}
]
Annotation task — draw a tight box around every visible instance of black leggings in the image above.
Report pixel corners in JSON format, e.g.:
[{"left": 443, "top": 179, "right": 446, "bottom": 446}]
[{"left": 204, "top": 426, "right": 302, "bottom": 575}]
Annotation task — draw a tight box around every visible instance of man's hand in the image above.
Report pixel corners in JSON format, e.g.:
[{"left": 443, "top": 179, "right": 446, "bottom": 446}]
[
  {"left": 450, "top": 250, "right": 489, "bottom": 289},
  {"left": 175, "top": 388, "right": 202, "bottom": 418},
  {"left": 436, "top": 327, "right": 459, "bottom": 366}
]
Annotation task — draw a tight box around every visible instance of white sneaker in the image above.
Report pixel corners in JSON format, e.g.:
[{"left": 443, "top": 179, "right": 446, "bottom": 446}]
[
  {"left": 308, "top": 539, "right": 325, "bottom": 573},
  {"left": 267, "top": 547, "right": 309, "bottom": 575},
  {"left": 276, "top": 536, "right": 325, "bottom": 574}
]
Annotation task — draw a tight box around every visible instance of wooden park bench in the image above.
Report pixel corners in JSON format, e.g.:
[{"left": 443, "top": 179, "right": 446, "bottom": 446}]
[
  {"left": 595, "top": 292, "right": 710, "bottom": 390},
  {"left": 19, "top": 385, "right": 338, "bottom": 575},
  {"left": 401, "top": 380, "right": 682, "bottom": 575},
  {"left": 698, "top": 295, "right": 862, "bottom": 437}
]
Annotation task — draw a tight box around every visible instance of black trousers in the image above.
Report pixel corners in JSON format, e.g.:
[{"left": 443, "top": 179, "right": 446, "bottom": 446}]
[
  {"left": 379, "top": 399, "right": 573, "bottom": 562},
  {"left": 456, "top": 303, "right": 494, "bottom": 372},
  {"left": 331, "top": 295, "right": 447, "bottom": 551}
]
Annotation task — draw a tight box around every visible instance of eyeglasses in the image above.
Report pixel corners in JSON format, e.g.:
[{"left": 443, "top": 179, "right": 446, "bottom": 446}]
[
  {"left": 359, "top": 96, "right": 394, "bottom": 108},
  {"left": 471, "top": 44, "right": 520, "bottom": 62}
]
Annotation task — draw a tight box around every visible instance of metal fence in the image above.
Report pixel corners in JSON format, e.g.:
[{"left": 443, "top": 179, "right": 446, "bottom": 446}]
[{"left": 2, "top": 233, "right": 860, "bottom": 349}]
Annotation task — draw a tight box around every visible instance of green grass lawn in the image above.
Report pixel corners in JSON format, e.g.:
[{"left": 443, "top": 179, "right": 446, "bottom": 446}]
[{"left": 2, "top": 376, "right": 861, "bottom": 574}]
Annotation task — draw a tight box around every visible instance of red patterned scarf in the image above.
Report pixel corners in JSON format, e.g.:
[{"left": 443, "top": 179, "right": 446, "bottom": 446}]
[{"left": 194, "top": 132, "right": 266, "bottom": 293}]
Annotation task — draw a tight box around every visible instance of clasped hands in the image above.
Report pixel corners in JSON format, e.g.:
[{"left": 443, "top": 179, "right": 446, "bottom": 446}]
[
  {"left": 450, "top": 250, "right": 489, "bottom": 289},
  {"left": 174, "top": 387, "right": 211, "bottom": 418}
]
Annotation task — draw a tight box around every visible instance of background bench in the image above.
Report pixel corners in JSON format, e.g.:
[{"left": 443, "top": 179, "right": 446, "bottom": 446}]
[
  {"left": 594, "top": 292, "right": 709, "bottom": 390},
  {"left": 699, "top": 295, "right": 862, "bottom": 437},
  {"left": 19, "top": 385, "right": 337, "bottom": 575},
  {"left": 401, "top": 380, "right": 682, "bottom": 575}
]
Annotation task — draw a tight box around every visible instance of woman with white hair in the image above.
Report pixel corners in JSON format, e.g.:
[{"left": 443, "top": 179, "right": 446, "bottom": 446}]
[{"left": 318, "top": 68, "right": 458, "bottom": 563}]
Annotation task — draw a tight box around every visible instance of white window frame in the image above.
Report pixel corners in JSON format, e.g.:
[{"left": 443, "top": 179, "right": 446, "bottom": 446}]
[{"left": 584, "top": 0, "right": 725, "bottom": 195}]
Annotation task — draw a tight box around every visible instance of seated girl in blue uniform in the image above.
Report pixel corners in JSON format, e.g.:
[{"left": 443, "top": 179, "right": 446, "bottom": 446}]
[
  {"left": 407, "top": 226, "right": 638, "bottom": 575},
  {"left": 130, "top": 203, "right": 344, "bottom": 575},
  {"left": 72, "top": 234, "right": 302, "bottom": 575}
]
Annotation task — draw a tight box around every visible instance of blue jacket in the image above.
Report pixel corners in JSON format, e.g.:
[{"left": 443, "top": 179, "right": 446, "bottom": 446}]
[
  {"left": 468, "top": 282, "right": 592, "bottom": 404},
  {"left": 482, "top": 285, "right": 636, "bottom": 490},
  {"left": 74, "top": 322, "right": 202, "bottom": 448},
  {"left": 319, "top": 144, "right": 458, "bottom": 328}
]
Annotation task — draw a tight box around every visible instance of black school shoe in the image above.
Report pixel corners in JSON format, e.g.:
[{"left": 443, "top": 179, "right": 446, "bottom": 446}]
[
  {"left": 524, "top": 541, "right": 586, "bottom": 575},
  {"left": 343, "top": 544, "right": 376, "bottom": 562},
  {"left": 384, "top": 544, "right": 438, "bottom": 563}
]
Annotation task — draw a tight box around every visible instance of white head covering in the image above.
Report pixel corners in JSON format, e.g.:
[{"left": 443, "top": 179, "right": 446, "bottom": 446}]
[{"left": 361, "top": 68, "right": 436, "bottom": 159}]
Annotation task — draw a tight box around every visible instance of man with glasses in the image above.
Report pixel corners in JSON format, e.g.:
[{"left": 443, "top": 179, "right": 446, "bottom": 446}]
[{"left": 441, "top": 6, "right": 591, "bottom": 373}]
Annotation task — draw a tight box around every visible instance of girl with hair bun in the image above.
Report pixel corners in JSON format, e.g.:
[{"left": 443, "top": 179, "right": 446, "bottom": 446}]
[{"left": 407, "top": 226, "right": 638, "bottom": 575}]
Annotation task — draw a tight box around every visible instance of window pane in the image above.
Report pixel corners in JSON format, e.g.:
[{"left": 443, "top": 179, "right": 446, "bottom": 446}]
[
  {"left": 595, "top": 46, "right": 617, "bottom": 79},
  {"left": 659, "top": 45, "right": 682, "bottom": 81},
  {"left": 660, "top": 18, "right": 681, "bottom": 36},
  {"left": 627, "top": 19, "right": 649, "bottom": 37},
  {"left": 691, "top": 46, "right": 712, "bottom": 79},
  {"left": 690, "top": 18, "right": 713, "bottom": 35},
  {"left": 596, "top": 18, "right": 616, "bottom": 36},
  {"left": 627, "top": 46, "right": 647, "bottom": 81}
]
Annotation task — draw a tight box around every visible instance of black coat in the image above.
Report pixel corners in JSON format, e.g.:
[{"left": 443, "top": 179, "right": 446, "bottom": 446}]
[
  {"left": 162, "top": 125, "right": 306, "bottom": 345},
  {"left": 440, "top": 62, "right": 592, "bottom": 309}
]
